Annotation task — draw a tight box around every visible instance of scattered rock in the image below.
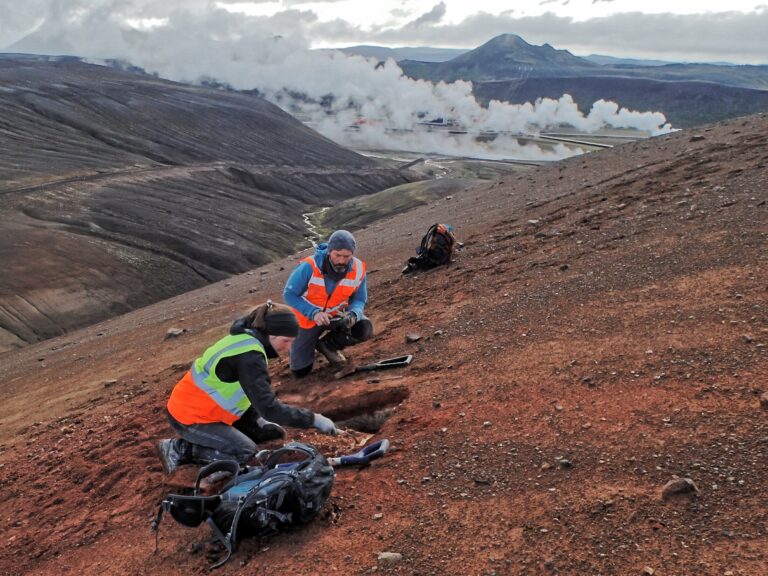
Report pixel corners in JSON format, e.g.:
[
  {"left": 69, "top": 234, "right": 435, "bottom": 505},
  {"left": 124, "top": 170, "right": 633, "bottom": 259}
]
[
  {"left": 164, "top": 327, "right": 187, "bottom": 340},
  {"left": 372, "top": 513, "right": 384, "bottom": 520},
  {"left": 405, "top": 333, "right": 422, "bottom": 343},
  {"left": 482, "top": 421, "right": 492, "bottom": 428},
  {"left": 742, "top": 334, "right": 753, "bottom": 344},
  {"left": 760, "top": 392, "right": 768, "bottom": 410},
  {"left": 662, "top": 477, "right": 701, "bottom": 500},
  {"left": 558, "top": 459, "right": 573, "bottom": 469},
  {"left": 642, "top": 567, "right": 655, "bottom": 575},
  {"left": 689, "top": 135, "right": 706, "bottom": 142},
  {"left": 378, "top": 552, "right": 402, "bottom": 564},
  {"left": 103, "top": 379, "right": 117, "bottom": 388}
]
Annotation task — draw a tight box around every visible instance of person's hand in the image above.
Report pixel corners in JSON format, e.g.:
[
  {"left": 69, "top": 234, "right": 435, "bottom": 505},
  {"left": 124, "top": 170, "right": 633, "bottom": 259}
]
[
  {"left": 313, "top": 311, "right": 332, "bottom": 326},
  {"left": 313, "top": 413, "right": 338, "bottom": 435}
]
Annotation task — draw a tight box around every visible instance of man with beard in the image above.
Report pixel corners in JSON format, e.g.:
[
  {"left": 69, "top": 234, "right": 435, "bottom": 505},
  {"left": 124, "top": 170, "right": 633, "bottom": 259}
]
[{"left": 284, "top": 230, "right": 373, "bottom": 376}]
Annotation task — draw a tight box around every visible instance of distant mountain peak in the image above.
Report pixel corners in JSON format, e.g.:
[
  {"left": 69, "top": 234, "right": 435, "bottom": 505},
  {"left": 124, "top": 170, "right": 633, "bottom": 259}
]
[
  {"left": 413, "top": 33, "right": 596, "bottom": 82},
  {"left": 490, "top": 33, "right": 529, "bottom": 46}
]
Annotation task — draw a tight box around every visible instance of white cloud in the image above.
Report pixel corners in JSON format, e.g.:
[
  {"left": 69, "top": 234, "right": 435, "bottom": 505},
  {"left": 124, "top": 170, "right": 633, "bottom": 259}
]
[
  {"left": 2, "top": 1, "right": 766, "bottom": 63},
  {"left": 406, "top": 2, "right": 447, "bottom": 28}
]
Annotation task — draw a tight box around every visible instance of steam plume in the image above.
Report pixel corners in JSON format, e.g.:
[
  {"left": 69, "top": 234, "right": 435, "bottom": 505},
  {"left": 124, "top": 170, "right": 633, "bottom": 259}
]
[{"left": 7, "top": 2, "right": 672, "bottom": 161}]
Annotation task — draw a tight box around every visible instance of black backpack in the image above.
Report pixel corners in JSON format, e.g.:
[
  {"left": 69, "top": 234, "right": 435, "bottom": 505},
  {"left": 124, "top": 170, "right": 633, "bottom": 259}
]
[
  {"left": 403, "top": 223, "right": 456, "bottom": 274},
  {"left": 152, "top": 442, "right": 335, "bottom": 568}
]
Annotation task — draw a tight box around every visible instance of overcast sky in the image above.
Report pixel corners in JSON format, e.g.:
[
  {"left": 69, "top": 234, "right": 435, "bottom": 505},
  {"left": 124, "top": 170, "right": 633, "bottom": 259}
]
[{"left": 1, "top": 0, "right": 767, "bottom": 64}]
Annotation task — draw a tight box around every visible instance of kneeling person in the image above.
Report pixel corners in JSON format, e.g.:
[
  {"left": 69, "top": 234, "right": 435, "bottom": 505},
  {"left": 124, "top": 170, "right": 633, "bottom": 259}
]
[
  {"left": 284, "top": 230, "right": 373, "bottom": 376},
  {"left": 157, "top": 301, "right": 338, "bottom": 474}
]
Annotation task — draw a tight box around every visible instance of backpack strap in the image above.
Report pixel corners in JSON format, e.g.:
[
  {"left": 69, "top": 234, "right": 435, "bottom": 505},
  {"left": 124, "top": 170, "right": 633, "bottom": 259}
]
[
  {"left": 209, "top": 470, "right": 297, "bottom": 570},
  {"left": 194, "top": 460, "right": 242, "bottom": 495},
  {"left": 152, "top": 492, "right": 222, "bottom": 555},
  {"left": 207, "top": 515, "right": 235, "bottom": 569},
  {"left": 263, "top": 442, "right": 318, "bottom": 469},
  {"left": 418, "top": 223, "right": 439, "bottom": 256},
  {"left": 153, "top": 458, "right": 241, "bottom": 558}
]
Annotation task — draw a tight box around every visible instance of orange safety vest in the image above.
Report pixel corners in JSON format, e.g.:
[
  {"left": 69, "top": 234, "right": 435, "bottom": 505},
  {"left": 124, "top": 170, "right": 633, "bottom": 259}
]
[
  {"left": 294, "top": 255, "right": 366, "bottom": 329},
  {"left": 167, "top": 333, "right": 267, "bottom": 426}
]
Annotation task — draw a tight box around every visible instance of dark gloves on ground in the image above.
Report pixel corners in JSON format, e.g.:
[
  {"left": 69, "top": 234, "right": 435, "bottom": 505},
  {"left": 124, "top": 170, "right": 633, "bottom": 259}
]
[{"left": 313, "top": 413, "right": 338, "bottom": 435}]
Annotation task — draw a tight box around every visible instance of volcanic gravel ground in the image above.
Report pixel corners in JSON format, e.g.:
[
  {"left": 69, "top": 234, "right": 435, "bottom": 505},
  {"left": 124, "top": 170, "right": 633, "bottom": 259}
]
[{"left": 0, "top": 113, "right": 766, "bottom": 575}]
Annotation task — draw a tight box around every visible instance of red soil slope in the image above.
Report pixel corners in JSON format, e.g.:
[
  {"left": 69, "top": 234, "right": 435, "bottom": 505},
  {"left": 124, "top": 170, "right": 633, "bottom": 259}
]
[{"left": 0, "top": 113, "right": 766, "bottom": 575}]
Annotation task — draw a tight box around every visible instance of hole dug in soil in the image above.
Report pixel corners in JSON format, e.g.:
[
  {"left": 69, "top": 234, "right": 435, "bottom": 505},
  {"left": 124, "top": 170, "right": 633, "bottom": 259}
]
[{"left": 312, "top": 381, "right": 410, "bottom": 430}]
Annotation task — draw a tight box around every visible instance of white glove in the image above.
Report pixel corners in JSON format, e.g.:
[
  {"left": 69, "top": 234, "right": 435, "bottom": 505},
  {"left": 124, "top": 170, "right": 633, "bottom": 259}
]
[{"left": 313, "top": 413, "right": 338, "bottom": 435}]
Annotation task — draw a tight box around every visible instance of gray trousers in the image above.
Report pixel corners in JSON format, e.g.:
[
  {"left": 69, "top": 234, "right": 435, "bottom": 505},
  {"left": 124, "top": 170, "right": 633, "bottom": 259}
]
[
  {"left": 290, "top": 317, "right": 374, "bottom": 373},
  {"left": 166, "top": 408, "right": 268, "bottom": 465}
]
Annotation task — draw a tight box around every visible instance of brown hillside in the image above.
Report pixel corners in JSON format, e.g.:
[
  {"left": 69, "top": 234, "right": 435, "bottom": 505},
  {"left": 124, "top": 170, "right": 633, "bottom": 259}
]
[
  {"left": 0, "top": 113, "right": 766, "bottom": 575},
  {"left": 0, "top": 58, "right": 414, "bottom": 353}
]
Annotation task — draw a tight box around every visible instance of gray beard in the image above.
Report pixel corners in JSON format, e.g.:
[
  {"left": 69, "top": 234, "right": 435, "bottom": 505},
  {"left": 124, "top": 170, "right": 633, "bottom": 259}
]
[{"left": 331, "top": 263, "right": 347, "bottom": 273}]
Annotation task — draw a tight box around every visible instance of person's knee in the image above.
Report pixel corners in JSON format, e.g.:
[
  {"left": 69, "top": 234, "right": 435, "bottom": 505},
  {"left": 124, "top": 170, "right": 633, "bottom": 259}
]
[
  {"left": 292, "top": 364, "right": 314, "bottom": 378},
  {"left": 352, "top": 318, "right": 374, "bottom": 342},
  {"left": 189, "top": 439, "right": 255, "bottom": 465},
  {"left": 233, "top": 446, "right": 256, "bottom": 462},
  {"left": 229, "top": 435, "right": 257, "bottom": 461}
]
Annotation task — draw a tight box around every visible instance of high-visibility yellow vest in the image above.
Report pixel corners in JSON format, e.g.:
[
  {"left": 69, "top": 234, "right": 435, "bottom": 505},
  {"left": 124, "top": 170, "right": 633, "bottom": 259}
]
[{"left": 167, "top": 333, "right": 266, "bottom": 425}]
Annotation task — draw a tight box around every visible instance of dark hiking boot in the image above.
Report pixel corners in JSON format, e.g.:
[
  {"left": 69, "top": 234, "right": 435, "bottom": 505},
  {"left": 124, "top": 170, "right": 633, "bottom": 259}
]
[
  {"left": 156, "top": 438, "right": 185, "bottom": 475},
  {"left": 255, "top": 417, "right": 287, "bottom": 441},
  {"left": 316, "top": 339, "right": 347, "bottom": 367}
]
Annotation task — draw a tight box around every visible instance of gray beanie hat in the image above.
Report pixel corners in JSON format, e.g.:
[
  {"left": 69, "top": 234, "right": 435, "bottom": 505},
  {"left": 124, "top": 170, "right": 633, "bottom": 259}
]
[{"left": 327, "top": 230, "right": 356, "bottom": 253}]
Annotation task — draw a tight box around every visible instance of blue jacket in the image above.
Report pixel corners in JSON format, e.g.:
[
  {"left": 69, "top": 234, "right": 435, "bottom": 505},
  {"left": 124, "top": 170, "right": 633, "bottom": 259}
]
[{"left": 283, "top": 243, "right": 367, "bottom": 323}]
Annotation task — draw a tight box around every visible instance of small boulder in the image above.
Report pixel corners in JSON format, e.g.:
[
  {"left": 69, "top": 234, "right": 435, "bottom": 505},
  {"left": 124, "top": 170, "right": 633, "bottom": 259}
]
[
  {"left": 405, "top": 333, "right": 422, "bottom": 343},
  {"left": 662, "top": 477, "right": 700, "bottom": 500},
  {"left": 164, "top": 327, "right": 187, "bottom": 340},
  {"left": 378, "top": 552, "right": 403, "bottom": 564}
]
